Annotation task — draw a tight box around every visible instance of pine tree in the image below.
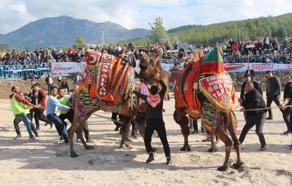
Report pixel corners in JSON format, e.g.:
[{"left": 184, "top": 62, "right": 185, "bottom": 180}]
[
  {"left": 73, "top": 35, "right": 86, "bottom": 49},
  {"left": 149, "top": 17, "right": 169, "bottom": 44}
]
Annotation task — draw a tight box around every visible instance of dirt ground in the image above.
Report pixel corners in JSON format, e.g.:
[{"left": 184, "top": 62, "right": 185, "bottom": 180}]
[{"left": 0, "top": 93, "right": 291, "bottom": 186}]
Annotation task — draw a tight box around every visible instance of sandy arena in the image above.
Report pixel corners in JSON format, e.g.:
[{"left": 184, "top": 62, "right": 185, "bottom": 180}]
[{"left": 0, "top": 93, "right": 291, "bottom": 186}]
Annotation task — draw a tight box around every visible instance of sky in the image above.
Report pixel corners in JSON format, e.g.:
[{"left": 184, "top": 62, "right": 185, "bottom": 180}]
[{"left": 0, "top": 0, "right": 292, "bottom": 34}]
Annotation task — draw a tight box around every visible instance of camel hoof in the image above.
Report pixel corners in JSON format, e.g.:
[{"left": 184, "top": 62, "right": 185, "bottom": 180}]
[
  {"left": 119, "top": 144, "right": 132, "bottom": 149},
  {"left": 180, "top": 145, "right": 191, "bottom": 152},
  {"left": 85, "top": 145, "right": 94, "bottom": 150},
  {"left": 125, "top": 138, "right": 133, "bottom": 142},
  {"left": 208, "top": 148, "right": 218, "bottom": 152},
  {"left": 125, "top": 144, "right": 133, "bottom": 149},
  {"left": 217, "top": 165, "right": 228, "bottom": 171},
  {"left": 131, "top": 134, "right": 138, "bottom": 139},
  {"left": 232, "top": 162, "right": 245, "bottom": 172},
  {"left": 70, "top": 151, "right": 79, "bottom": 158}
]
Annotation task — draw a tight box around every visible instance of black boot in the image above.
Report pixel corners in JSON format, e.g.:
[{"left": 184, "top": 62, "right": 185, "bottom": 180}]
[
  {"left": 146, "top": 153, "right": 154, "bottom": 164},
  {"left": 166, "top": 157, "right": 172, "bottom": 165},
  {"left": 258, "top": 133, "right": 266, "bottom": 151}
]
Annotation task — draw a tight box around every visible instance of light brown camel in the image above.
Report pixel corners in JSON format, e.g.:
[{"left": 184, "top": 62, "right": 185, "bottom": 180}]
[{"left": 173, "top": 47, "right": 243, "bottom": 171}]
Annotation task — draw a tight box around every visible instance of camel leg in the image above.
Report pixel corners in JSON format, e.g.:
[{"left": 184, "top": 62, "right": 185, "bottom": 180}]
[
  {"left": 131, "top": 120, "right": 138, "bottom": 138},
  {"left": 228, "top": 112, "right": 243, "bottom": 170},
  {"left": 216, "top": 124, "right": 233, "bottom": 171},
  {"left": 68, "top": 116, "right": 80, "bottom": 158},
  {"left": 134, "top": 112, "right": 146, "bottom": 137},
  {"left": 208, "top": 135, "right": 218, "bottom": 152},
  {"left": 173, "top": 109, "right": 190, "bottom": 151},
  {"left": 76, "top": 123, "right": 94, "bottom": 150},
  {"left": 136, "top": 117, "right": 146, "bottom": 138},
  {"left": 119, "top": 116, "right": 131, "bottom": 148},
  {"left": 180, "top": 122, "right": 191, "bottom": 151}
]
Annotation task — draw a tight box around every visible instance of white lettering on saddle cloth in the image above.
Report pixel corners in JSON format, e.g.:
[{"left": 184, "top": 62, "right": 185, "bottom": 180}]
[
  {"left": 98, "top": 55, "right": 112, "bottom": 98},
  {"left": 199, "top": 74, "right": 233, "bottom": 112}
]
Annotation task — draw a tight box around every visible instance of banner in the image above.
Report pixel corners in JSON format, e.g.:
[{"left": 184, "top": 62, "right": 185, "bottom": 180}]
[
  {"left": 225, "top": 63, "right": 292, "bottom": 72},
  {"left": 51, "top": 62, "right": 86, "bottom": 74}
]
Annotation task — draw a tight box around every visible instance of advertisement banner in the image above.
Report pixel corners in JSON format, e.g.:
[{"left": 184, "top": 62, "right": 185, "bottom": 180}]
[
  {"left": 225, "top": 63, "right": 292, "bottom": 72},
  {"left": 51, "top": 62, "right": 86, "bottom": 74}
]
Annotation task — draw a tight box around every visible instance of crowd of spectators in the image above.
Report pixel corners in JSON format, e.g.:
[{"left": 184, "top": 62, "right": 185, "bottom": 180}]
[
  {"left": 160, "top": 37, "right": 292, "bottom": 64},
  {"left": 222, "top": 36, "right": 292, "bottom": 63},
  {"left": 0, "top": 36, "right": 291, "bottom": 79}
]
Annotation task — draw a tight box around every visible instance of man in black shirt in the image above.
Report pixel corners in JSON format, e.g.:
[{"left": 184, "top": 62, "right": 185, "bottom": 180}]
[
  {"left": 265, "top": 71, "right": 282, "bottom": 120},
  {"left": 240, "top": 74, "right": 262, "bottom": 101},
  {"left": 238, "top": 82, "right": 267, "bottom": 151},
  {"left": 135, "top": 74, "right": 171, "bottom": 165}
]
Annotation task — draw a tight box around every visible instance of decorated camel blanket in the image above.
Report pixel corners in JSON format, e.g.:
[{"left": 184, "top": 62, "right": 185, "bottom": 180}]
[{"left": 76, "top": 51, "right": 135, "bottom": 116}]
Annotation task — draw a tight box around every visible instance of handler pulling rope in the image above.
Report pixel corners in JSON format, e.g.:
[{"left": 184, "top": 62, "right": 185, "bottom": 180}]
[{"left": 0, "top": 107, "right": 125, "bottom": 125}]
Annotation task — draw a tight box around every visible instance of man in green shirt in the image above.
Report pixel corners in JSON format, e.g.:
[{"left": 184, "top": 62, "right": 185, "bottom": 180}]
[{"left": 10, "top": 86, "right": 38, "bottom": 141}]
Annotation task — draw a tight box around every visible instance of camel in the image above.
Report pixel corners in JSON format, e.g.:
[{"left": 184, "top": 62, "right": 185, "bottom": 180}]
[
  {"left": 68, "top": 50, "right": 138, "bottom": 157},
  {"left": 68, "top": 49, "right": 168, "bottom": 158},
  {"left": 173, "top": 47, "right": 243, "bottom": 171}
]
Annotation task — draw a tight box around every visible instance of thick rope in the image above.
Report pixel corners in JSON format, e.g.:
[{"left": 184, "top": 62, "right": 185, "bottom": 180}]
[{"left": 234, "top": 105, "right": 292, "bottom": 112}]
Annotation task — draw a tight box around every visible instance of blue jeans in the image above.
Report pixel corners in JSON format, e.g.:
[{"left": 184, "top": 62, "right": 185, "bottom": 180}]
[
  {"left": 14, "top": 113, "right": 35, "bottom": 139},
  {"left": 47, "top": 114, "right": 68, "bottom": 143}
]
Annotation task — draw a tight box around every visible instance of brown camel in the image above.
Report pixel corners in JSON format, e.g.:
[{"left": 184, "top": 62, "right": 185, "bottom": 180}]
[
  {"left": 173, "top": 47, "right": 243, "bottom": 171},
  {"left": 68, "top": 51, "right": 137, "bottom": 157},
  {"left": 68, "top": 49, "right": 168, "bottom": 157}
]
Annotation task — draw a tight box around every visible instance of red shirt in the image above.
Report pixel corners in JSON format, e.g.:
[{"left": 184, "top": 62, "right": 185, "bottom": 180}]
[{"left": 9, "top": 92, "right": 30, "bottom": 105}]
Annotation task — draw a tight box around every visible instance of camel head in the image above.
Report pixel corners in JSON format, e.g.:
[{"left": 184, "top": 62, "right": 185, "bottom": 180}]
[
  {"left": 139, "top": 48, "right": 165, "bottom": 83},
  {"left": 83, "top": 49, "right": 102, "bottom": 68}
]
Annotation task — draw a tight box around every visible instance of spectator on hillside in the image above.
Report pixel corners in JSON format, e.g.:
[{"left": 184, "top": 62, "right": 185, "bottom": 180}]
[{"left": 263, "top": 35, "right": 272, "bottom": 51}]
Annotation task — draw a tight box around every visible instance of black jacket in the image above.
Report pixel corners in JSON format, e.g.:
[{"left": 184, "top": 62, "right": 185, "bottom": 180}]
[
  {"left": 284, "top": 82, "right": 292, "bottom": 105},
  {"left": 135, "top": 80, "right": 166, "bottom": 120},
  {"left": 266, "top": 76, "right": 281, "bottom": 97},
  {"left": 242, "top": 89, "right": 267, "bottom": 117},
  {"left": 240, "top": 80, "right": 262, "bottom": 100}
]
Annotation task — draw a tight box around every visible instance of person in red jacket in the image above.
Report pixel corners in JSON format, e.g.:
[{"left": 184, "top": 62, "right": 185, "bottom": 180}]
[{"left": 29, "top": 83, "right": 52, "bottom": 130}]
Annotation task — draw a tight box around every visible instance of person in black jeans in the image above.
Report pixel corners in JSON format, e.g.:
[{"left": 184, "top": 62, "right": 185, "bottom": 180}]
[
  {"left": 281, "top": 75, "right": 292, "bottom": 134},
  {"left": 29, "top": 83, "right": 52, "bottom": 130},
  {"left": 135, "top": 75, "right": 171, "bottom": 165},
  {"left": 238, "top": 81, "right": 267, "bottom": 151},
  {"left": 265, "top": 71, "right": 282, "bottom": 120}
]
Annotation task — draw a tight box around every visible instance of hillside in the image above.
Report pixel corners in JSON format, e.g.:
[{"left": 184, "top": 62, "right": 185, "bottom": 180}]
[
  {"left": 0, "top": 16, "right": 150, "bottom": 49},
  {"left": 127, "top": 13, "right": 292, "bottom": 46}
]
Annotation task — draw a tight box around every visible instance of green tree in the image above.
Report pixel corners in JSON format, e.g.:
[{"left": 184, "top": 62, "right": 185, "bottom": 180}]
[
  {"left": 149, "top": 17, "right": 169, "bottom": 44},
  {"left": 0, "top": 43, "right": 12, "bottom": 52},
  {"left": 72, "top": 35, "right": 86, "bottom": 49}
]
